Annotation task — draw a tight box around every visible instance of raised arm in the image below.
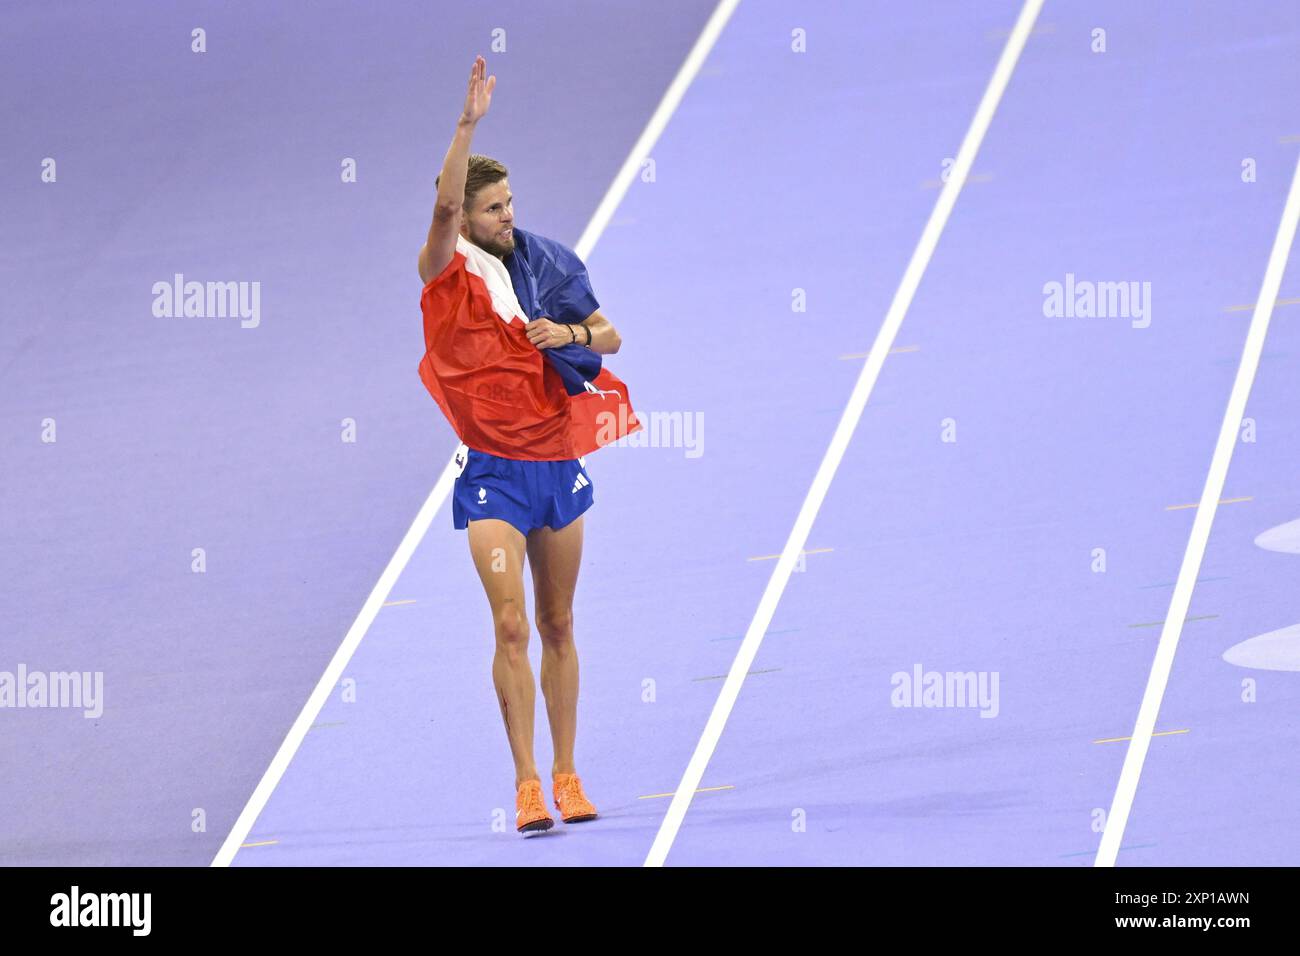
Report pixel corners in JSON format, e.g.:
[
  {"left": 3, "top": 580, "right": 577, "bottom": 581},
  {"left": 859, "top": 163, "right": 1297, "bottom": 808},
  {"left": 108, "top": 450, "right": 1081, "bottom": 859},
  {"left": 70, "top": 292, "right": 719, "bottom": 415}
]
[{"left": 419, "top": 56, "right": 496, "bottom": 284}]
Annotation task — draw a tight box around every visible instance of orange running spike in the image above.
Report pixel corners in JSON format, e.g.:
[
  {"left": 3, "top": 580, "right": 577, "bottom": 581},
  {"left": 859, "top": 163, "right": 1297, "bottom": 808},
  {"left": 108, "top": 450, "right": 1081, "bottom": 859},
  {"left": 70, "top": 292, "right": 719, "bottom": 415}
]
[
  {"left": 516, "top": 779, "right": 555, "bottom": 833},
  {"left": 553, "top": 773, "right": 598, "bottom": 823}
]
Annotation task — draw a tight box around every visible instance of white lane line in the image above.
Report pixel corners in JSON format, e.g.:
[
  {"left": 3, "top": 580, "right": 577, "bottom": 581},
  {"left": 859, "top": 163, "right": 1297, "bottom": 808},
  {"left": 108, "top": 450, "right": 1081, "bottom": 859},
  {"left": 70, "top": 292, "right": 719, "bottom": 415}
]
[
  {"left": 643, "top": 0, "right": 1045, "bottom": 868},
  {"left": 575, "top": 0, "right": 741, "bottom": 260},
  {"left": 1095, "top": 151, "right": 1300, "bottom": 868},
  {"left": 210, "top": 3, "right": 738, "bottom": 868},
  {"left": 210, "top": 464, "right": 457, "bottom": 868}
]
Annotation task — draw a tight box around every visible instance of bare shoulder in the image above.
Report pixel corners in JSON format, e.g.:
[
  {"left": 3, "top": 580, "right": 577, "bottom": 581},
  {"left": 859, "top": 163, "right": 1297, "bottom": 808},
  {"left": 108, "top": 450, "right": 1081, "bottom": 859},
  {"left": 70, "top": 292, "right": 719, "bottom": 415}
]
[
  {"left": 420, "top": 238, "right": 469, "bottom": 287},
  {"left": 418, "top": 244, "right": 431, "bottom": 284}
]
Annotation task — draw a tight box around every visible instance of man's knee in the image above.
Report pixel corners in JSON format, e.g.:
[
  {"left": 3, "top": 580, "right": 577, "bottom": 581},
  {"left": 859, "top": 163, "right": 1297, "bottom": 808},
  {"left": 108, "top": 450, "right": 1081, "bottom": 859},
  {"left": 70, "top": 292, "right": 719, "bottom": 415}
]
[
  {"left": 536, "top": 609, "right": 574, "bottom": 647},
  {"left": 495, "top": 602, "right": 530, "bottom": 652}
]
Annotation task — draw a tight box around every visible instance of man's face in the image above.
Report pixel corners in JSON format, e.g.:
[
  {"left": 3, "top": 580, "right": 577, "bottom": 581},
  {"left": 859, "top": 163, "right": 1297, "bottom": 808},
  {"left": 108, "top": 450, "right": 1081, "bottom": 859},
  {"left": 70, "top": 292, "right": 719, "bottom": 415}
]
[{"left": 460, "top": 179, "right": 515, "bottom": 258}]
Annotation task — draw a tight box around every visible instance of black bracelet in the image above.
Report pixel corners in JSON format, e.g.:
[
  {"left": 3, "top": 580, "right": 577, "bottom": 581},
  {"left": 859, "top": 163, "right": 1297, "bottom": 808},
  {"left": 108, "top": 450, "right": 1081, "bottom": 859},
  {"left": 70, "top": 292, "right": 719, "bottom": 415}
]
[
  {"left": 583, "top": 324, "right": 592, "bottom": 347},
  {"left": 568, "top": 324, "right": 577, "bottom": 344}
]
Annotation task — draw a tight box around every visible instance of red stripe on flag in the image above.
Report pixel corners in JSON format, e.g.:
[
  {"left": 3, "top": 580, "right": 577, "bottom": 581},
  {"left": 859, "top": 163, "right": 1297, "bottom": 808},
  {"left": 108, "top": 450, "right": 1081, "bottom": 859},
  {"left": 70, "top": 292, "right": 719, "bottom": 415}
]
[{"left": 567, "top": 367, "right": 642, "bottom": 457}]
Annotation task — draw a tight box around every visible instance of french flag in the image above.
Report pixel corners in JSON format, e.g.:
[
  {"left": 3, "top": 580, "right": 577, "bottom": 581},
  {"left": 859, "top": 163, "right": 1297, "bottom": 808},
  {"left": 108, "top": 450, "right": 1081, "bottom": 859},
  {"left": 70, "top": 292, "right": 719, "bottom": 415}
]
[
  {"left": 504, "top": 227, "right": 642, "bottom": 452},
  {"left": 418, "top": 230, "right": 640, "bottom": 460}
]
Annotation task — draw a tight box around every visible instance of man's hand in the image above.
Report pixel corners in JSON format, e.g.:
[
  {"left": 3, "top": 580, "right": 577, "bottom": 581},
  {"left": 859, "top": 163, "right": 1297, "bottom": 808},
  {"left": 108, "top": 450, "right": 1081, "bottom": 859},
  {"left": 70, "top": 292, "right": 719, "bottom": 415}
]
[
  {"left": 460, "top": 55, "right": 496, "bottom": 125},
  {"left": 525, "top": 317, "right": 573, "bottom": 350}
]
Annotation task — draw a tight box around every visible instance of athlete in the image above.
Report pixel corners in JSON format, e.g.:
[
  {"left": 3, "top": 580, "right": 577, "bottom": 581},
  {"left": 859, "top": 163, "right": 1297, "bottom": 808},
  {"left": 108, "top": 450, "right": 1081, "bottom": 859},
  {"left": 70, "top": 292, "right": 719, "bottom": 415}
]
[{"left": 416, "top": 57, "right": 641, "bottom": 834}]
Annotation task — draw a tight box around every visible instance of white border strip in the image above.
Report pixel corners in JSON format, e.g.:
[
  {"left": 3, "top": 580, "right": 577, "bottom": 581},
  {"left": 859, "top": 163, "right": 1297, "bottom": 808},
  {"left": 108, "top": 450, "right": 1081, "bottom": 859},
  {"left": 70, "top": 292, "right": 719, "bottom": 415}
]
[
  {"left": 575, "top": 0, "right": 741, "bottom": 260},
  {"left": 210, "top": 466, "right": 456, "bottom": 866},
  {"left": 211, "top": 0, "right": 740, "bottom": 868},
  {"left": 643, "top": 0, "right": 1045, "bottom": 868},
  {"left": 1095, "top": 150, "right": 1300, "bottom": 868}
]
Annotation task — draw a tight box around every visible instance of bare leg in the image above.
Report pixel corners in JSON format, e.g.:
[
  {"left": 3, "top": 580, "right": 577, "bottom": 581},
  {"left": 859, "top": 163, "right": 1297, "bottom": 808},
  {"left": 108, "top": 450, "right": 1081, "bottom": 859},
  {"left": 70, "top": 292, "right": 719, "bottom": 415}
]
[
  {"left": 526, "top": 517, "right": 584, "bottom": 777},
  {"left": 466, "top": 518, "right": 538, "bottom": 788}
]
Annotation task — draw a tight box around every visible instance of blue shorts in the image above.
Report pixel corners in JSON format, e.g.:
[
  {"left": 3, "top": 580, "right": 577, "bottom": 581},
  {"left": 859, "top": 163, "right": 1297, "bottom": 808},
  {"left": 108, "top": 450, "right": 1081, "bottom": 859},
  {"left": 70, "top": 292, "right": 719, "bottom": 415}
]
[{"left": 451, "top": 441, "right": 594, "bottom": 537}]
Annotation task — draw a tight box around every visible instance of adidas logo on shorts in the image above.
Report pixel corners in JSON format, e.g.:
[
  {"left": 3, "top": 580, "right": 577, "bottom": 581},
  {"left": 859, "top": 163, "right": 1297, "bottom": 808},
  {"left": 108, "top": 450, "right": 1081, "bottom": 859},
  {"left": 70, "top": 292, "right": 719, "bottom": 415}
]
[{"left": 571, "top": 472, "right": 590, "bottom": 494}]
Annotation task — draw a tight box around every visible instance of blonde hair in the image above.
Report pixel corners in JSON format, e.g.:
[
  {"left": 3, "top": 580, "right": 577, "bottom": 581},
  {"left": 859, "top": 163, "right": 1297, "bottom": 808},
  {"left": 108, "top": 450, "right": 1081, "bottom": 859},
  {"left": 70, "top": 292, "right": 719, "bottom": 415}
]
[{"left": 436, "top": 155, "right": 508, "bottom": 210}]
